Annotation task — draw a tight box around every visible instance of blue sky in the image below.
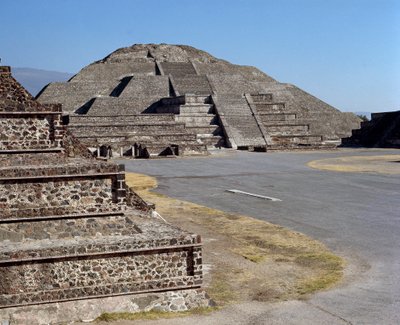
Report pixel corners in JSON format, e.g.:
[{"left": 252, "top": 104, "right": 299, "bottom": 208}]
[{"left": 1, "top": 0, "right": 399, "bottom": 113}]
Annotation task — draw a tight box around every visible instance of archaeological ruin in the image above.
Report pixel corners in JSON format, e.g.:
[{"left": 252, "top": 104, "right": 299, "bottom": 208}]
[
  {"left": 0, "top": 66, "right": 210, "bottom": 324},
  {"left": 342, "top": 110, "right": 400, "bottom": 148},
  {"left": 37, "top": 44, "right": 361, "bottom": 158}
]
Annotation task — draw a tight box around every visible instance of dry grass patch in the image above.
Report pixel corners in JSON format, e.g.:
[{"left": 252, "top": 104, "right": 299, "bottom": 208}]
[
  {"left": 308, "top": 155, "right": 400, "bottom": 174},
  {"left": 95, "top": 307, "right": 216, "bottom": 322},
  {"left": 126, "top": 172, "right": 345, "bottom": 305}
]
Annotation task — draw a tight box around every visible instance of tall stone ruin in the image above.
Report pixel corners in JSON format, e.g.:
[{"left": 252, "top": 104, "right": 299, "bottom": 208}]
[
  {"left": 0, "top": 66, "right": 209, "bottom": 324},
  {"left": 37, "top": 44, "right": 361, "bottom": 157}
]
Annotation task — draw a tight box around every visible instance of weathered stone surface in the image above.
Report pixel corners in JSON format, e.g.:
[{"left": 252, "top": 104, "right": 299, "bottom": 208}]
[{"left": 0, "top": 66, "right": 206, "bottom": 322}]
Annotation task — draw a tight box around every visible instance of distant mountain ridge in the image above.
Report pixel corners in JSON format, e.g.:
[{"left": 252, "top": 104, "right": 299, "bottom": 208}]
[{"left": 11, "top": 67, "right": 74, "bottom": 97}]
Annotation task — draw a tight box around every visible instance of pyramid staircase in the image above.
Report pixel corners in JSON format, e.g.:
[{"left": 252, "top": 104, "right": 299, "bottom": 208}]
[
  {"left": 211, "top": 94, "right": 267, "bottom": 150},
  {"left": 154, "top": 61, "right": 226, "bottom": 149},
  {"left": 155, "top": 95, "right": 226, "bottom": 149}
]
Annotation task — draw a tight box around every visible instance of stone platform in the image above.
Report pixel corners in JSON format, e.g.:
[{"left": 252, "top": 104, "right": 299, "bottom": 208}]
[{"left": 0, "top": 66, "right": 210, "bottom": 324}]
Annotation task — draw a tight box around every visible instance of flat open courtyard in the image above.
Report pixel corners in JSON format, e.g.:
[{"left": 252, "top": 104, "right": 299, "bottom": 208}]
[{"left": 120, "top": 148, "right": 400, "bottom": 325}]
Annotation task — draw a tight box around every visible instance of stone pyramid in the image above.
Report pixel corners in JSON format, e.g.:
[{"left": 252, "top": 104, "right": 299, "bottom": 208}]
[{"left": 37, "top": 44, "right": 361, "bottom": 157}]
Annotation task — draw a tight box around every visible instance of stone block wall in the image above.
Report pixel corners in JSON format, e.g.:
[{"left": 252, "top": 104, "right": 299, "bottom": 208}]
[
  {"left": 0, "top": 248, "right": 200, "bottom": 299},
  {"left": 0, "top": 162, "right": 127, "bottom": 220},
  {"left": 0, "top": 215, "right": 139, "bottom": 241},
  {"left": 0, "top": 115, "right": 60, "bottom": 150},
  {"left": 0, "top": 227, "right": 203, "bottom": 308}
]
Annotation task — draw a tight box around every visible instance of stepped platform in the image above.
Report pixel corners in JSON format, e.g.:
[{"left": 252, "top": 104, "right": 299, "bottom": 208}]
[
  {"left": 70, "top": 62, "right": 156, "bottom": 83},
  {"left": 81, "top": 96, "right": 164, "bottom": 115},
  {"left": 69, "top": 122, "right": 187, "bottom": 136},
  {"left": 0, "top": 67, "right": 209, "bottom": 322},
  {"left": 119, "top": 75, "right": 170, "bottom": 98},
  {"left": 267, "top": 134, "right": 336, "bottom": 150},
  {"left": 69, "top": 114, "right": 176, "bottom": 124},
  {"left": 266, "top": 124, "right": 310, "bottom": 136},
  {"left": 342, "top": 110, "right": 400, "bottom": 148},
  {"left": 37, "top": 81, "right": 117, "bottom": 113},
  {"left": 186, "top": 125, "right": 221, "bottom": 135}
]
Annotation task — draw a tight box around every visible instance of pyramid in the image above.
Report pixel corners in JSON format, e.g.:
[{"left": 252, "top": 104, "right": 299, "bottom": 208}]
[{"left": 37, "top": 44, "right": 361, "bottom": 157}]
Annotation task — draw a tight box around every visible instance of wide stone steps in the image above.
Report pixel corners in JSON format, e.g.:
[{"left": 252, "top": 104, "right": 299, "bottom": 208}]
[
  {"left": 173, "top": 75, "right": 212, "bottom": 95},
  {"left": 175, "top": 114, "right": 218, "bottom": 126},
  {"left": 254, "top": 103, "right": 286, "bottom": 113},
  {"left": 160, "top": 62, "right": 197, "bottom": 77},
  {"left": 250, "top": 94, "right": 274, "bottom": 103},
  {"left": 179, "top": 104, "right": 214, "bottom": 114},
  {"left": 77, "top": 132, "right": 198, "bottom": 143},
  {"left": 269, "top": 135, "right": 324, "bottom": 148},
  {"left": 69, "top": 123, "right": 186, "bottom": 136},
  {"left": 259, "top": 113, "right": 297, "bottom": 122},
  {"left": 266, "top": 124, "right": 310, "bottom": 136},
  {"left": 69, "top": 114, "right": 176, "bottom": 124},
  {"left": 186, "top": 125, "right": 221, "bottom": 135},
  {"left": 264, "top": 124, "right": 310, "bottom": 135}
]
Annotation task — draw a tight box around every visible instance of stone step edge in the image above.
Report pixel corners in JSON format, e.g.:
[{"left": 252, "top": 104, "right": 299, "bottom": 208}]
[
  {"left": 0, "top": 171, "right": 124, "bottom": 182},
  {"left": 0, "top": 211, "right": 124, "bottom": 224},
  {"left": 0, "top": 112, "right": 62, "bottom": 116},
  {"left": 69, "top": 122, "right": 186, "bottom": 128},
  {"left": 0, "top": 284, "right": 202, "bottom": 309},
  {"left": 0, "top": 148, "right": 63, "bottom": 154},
  {"left": 0, "top": 243, "right": 203, "bottom": 265},
  {"left": 76, "top": 134, "right": 197, "bottom": 139},
  {"left": 70, "top": 114, "right": 175, "bottom": 118}
]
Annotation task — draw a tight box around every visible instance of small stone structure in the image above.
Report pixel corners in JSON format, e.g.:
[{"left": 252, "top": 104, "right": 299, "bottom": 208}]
[
  {"left": 342, "top": 110, "right": 400, "bottom": 148},
  {"left": 0, "top": 66, "right": 210, "bottom": 324},
  {"left": 37, "top": 44, "right": 361, "bottom": 157}
]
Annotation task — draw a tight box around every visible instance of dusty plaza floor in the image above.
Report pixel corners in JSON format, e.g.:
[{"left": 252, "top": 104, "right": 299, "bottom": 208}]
[{"left": 109, "top": 148, "right": 400, "bottom": 325}]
